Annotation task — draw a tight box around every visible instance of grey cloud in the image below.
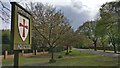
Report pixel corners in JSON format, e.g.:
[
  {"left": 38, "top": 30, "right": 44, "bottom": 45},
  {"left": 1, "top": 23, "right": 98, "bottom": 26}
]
[
  {"left": 71, "top": 0, "right": 88, "bottom": 10},
  {"left": 57, "top": 5, "right": 92, "bottom": 30}
]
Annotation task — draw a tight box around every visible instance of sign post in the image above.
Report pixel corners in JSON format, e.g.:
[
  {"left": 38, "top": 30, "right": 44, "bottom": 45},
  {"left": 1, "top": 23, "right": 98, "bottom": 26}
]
[{"left": 10, "top": 2, "right": 32, "bottom": 67}]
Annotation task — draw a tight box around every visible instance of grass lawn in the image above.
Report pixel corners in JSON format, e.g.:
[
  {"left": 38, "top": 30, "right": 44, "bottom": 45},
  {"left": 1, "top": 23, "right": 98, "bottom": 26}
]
[{"left": 2, "top": 50, "right": 119, "bottom": 66}]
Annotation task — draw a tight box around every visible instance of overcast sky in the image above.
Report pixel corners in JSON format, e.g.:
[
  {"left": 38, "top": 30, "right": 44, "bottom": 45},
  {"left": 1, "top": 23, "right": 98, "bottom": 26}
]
[{"left": 1, "top": 0, "right": 116, "bottom": 30}]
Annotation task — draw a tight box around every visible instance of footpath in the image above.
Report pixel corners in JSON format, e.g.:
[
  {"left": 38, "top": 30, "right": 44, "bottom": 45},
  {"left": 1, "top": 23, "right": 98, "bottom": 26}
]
[{"left": 74, "top": 48, "right": 120, "bottom": 58}]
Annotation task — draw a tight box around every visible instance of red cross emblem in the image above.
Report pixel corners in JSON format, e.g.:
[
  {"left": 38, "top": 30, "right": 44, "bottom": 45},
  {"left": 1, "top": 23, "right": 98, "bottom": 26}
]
[
  {"left": 18, "top": 14, "right": 29, "bottom": 41},
  {"left": 19, "top": 19, "right": 28, "bottom": 37}
]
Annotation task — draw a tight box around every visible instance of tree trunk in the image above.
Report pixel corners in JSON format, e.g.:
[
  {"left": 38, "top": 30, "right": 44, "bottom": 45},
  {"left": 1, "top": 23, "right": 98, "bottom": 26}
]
[
  {"left": 102, "top": 42, "right": 105, "bottom": 52},
  {"left": 69, "top": 46, "right": 72, "bottom": 52},
  {"left": 42, "top": 49, "right": 45, "bottom": 55},
  {"left": 65, "top": 45, "right": 69, "bottom": 55},
  {"left": 103, "top": 45, "right": 106, "bottom": 52},
  {"left": 67, "top": 45, "right": 69, "bottom": 53},
  {"left": 49, "top": 46, "right": 56, "bottom": 63},
  {"left": 113, "top": 44, "right": 117, "bottom": 53},
  {"left": 94, "top": 41, "right": 97, "bottom": 51},
  {"left": 51, "top": 47, "right": 54, "bottom": 60}
]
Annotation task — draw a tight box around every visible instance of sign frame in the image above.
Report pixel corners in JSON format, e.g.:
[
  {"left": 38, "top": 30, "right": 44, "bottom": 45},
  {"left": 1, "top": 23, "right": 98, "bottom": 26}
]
[{"left": 11, "top": 2, "right": 32, "bottom": 50}]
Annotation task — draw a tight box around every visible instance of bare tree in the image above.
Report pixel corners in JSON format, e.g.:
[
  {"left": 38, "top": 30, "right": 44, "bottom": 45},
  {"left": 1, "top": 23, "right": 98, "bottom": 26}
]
[
  {"left": 0, "top": 1, "right": 11, "bottom": 24},
  {"left": 28, "top": 3, "right": 71, "bottom": 62},
  {"left": 0, "top": 0, "right": 26, "bottom": 28}
]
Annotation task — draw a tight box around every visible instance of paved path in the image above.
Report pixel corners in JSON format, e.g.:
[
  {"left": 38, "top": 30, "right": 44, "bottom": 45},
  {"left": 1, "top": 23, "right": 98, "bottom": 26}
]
[{"left": 74, "top": 48, "right": 120, "bottom": 58}]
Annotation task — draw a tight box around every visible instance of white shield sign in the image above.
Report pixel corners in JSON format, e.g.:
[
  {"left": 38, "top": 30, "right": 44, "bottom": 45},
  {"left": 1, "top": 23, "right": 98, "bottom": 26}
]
[{"left": 18, "top": 14, "right": 29, "bottom": 41}]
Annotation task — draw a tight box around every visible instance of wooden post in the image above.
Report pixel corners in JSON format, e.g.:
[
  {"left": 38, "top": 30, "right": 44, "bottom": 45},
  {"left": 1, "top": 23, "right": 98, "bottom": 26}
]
[
  {"left": 33, "top": 50, "right": 34, "bottom": 55},
  {"left": 21, "top": 50, "right": 24, "bottom": 56},
  {"left": 36, "top": 50, "right": 37, "bottom": 55},
  {"left": 4, "top": 51, "right": 8, "bottom": 59},
  {"left": 43, "top": 49, "right": 45, "bottom": 55},
  {"left": 14, "top": 50, "right": 22, "bottom": 68},
  {"left": 33, "top": 50, "right": 37, "bottom": 55}
]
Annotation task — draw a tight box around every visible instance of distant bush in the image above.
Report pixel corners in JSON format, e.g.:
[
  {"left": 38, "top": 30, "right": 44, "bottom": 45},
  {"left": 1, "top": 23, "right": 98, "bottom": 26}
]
[
  {"left": 2, "top": 30, "right": 10, "bottom": 44},
  {"left": 58, "top": 55, "right": 63, "bottom": 58},
  {"left": 49, "top": 45, "right": 64, "bottom": 53},
  {"left": 24, "top": 49, "right": 33, "bottom": 53},
  {"left": 54, "top": 45, "right": 64, "bottom": 52},
  {"left": 2, "top": 44, "right": 13, "bottom": 55},
  {"left": 49, "top": 59, "right": 56, "bottom": 63},
  {"left": 117, "top": 45, "right": 120, "bottom": 51}
]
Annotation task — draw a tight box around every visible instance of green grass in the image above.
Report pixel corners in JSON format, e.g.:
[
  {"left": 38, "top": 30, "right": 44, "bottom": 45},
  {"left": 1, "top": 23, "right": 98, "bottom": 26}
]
[
  {"left": 45, "top": 50, "right": 118, "bottom": 66},
  {"left": 2, "top": 55, "right": 49, "bottom": 66},
  {"left": 2, "top": 50, "right": 119, "bottom": 66}
]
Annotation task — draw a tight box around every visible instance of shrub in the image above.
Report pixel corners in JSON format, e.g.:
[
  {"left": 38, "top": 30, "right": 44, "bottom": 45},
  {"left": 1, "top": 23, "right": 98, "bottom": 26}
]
[
  {"left": 65, "top": 52, "right": 69, "bottom": 55},
  {"left": 58, "top": 55, "right": 63, "bottom": 58},
  {"left": 49, "top": 59, "right": 56, "bottom": 63}
]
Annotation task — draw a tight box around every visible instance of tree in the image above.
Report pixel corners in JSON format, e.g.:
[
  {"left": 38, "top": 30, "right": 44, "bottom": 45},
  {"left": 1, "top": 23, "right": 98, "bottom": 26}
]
[
  {"left": 60, "top": 28, "right": 78, "bottom": 55},
  {"left": 98, "top": 1, "right": 120, "bottom": 53},
  {"left": 75, "top": 29, "right": 92, "bottom": 49},
  {"left": 0, "top": 1, "right": 10, "bottom": 23},
  {"left": 95, "top": 19, "right": 109, "bottom": 52},
  {"left": 27, "top": 3, "right": 71, "bottom": 62},
  {"left": 2, "top": 30, "right": 10, "bottom": 44},
  {"left": 77, "top": 21, "right": 98, "bottom": 51}
]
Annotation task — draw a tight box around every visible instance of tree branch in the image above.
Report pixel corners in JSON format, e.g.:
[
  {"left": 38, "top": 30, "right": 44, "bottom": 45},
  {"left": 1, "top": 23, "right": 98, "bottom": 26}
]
[
  {"left": 33, "top": 26, "right": 50, "bottom": 45},
  {"left": 0, "top": 1, "right": 10, "bottom": 12}
]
